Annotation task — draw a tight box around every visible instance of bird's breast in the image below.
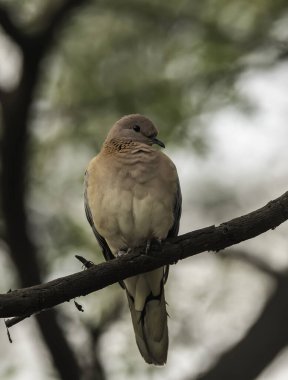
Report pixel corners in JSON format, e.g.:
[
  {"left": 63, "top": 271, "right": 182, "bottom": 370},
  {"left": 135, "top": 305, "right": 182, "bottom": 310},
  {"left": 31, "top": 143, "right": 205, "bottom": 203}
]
[{"left": 89, "top": 152, "right": 176, "bottom": 253}]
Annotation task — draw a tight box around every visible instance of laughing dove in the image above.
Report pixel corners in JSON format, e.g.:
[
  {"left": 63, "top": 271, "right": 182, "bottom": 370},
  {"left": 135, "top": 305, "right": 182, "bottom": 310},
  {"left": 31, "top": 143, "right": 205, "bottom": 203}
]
[{"left": 84, "top": 114, "right": 182, "bottom": 365}]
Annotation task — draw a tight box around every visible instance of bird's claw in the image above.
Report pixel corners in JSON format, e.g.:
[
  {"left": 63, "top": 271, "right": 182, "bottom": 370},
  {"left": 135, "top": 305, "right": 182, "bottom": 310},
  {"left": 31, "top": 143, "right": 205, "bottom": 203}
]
[
  {"left": 145, "top": 238, "right": 162, "bottom": 255},
  {"left": 116, "top": 248, "right": 131, "bottom": 257},
  {"left": 145, "top": 240, "right": 151, "bottom": 254}
]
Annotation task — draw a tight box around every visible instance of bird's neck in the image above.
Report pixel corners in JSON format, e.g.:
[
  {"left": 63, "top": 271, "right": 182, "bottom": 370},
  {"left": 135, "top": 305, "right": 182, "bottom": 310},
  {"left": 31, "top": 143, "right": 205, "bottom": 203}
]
[{"left": 102, "top": 138, "right": 153, "bottom": 155}]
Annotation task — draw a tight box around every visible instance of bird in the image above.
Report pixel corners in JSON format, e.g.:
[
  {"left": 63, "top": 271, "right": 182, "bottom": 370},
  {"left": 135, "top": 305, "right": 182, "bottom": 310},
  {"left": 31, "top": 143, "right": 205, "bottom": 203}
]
[{"left": 84, "top": 114, "right": 181, "bottom": 365}]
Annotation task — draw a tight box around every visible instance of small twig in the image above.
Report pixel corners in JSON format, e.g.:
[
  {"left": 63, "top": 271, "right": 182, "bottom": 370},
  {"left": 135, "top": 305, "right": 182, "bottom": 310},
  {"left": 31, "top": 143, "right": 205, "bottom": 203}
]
[
  {"left": 5, "top": 314, "right": 31, "bottom": 328},
  {"left": 5, "top": 323, "right": 13, "bottom": 343},
  {"left": 74, "top": 300, "right": 84, "bottom": 312},
  {"left": 75, "top": 255, "right": 94, "bottom": 268}
]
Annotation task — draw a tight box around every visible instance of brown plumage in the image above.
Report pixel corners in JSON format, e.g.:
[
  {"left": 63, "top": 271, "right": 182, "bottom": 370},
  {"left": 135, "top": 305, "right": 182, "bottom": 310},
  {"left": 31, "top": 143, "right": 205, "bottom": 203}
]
[{"left": 84, "top": 114, "right": 181, "bottom": 364}]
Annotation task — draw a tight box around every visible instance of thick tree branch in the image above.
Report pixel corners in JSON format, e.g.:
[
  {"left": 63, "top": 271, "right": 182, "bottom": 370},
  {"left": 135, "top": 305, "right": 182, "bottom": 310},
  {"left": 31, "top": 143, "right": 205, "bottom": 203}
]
[
  {"left": 0, "top": 6, "right": 27, "bottom": 47},
  {"left": 0, "top": 190, "right": 287, "bottom": 319},
  {"left": 0, "top": 0, "right": 90, "bottom": 52}
]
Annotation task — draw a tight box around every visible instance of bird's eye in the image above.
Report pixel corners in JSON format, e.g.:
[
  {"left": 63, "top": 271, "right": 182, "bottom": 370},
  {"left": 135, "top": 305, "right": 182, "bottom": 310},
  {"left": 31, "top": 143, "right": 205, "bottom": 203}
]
[{"left": 133, "top": 125, "right": 140, "bottom": 132}]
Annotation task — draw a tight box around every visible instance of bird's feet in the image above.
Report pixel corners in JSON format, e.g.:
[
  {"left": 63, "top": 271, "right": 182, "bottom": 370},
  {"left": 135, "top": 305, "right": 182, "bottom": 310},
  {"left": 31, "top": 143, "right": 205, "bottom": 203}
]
[
  {"left": 116, "top": 247, "right": 132, "bottom": 258},
  {"left": 145, "top": 238, "right": 162, "bottom": 255},
  {"left": 145, "top": 240, "right": 151, "bottom": 254}
]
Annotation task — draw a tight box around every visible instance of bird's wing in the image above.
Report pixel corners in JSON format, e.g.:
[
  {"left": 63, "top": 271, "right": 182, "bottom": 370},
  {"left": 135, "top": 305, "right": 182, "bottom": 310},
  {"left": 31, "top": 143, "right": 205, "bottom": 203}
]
[
  {"left": 84, "top": 171, "right": 125, "bottom": 289},
  {"left": 163, "top": 178, "right": 182, "bottom": 283},
  {"left": 84, "top": 170, "right": 114, "bottom": 262},
  {"left": 168, "top": 178, "right": 182, "bottom": 238}
]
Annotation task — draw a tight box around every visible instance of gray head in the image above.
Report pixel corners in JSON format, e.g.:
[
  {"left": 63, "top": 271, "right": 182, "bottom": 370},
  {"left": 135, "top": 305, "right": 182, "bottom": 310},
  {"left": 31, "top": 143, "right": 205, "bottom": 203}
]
[{"left": 105, "top": 114, "right": 165, "bottom": 148}]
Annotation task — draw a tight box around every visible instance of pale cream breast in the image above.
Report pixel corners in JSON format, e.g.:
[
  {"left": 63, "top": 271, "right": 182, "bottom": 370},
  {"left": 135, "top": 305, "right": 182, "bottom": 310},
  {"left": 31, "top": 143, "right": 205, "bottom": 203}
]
[{"left": 86, "top": 146, "right": 178, "bottom": 254}]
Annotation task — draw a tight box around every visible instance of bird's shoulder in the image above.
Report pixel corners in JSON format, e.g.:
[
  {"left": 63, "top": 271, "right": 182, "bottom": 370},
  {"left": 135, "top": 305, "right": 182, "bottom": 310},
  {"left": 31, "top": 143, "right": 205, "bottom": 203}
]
[
  {"left": 85, "top": 151, "right": 111, "bottom": 178},
  {"left": 155, "top": 150, "right": 178, "bottom": 179}
]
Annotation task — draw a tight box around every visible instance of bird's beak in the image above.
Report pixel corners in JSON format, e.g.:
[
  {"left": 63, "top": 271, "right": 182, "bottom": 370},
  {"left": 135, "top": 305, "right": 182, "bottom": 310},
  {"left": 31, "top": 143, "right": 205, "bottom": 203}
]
[{"left": 151, "top": 137, "right": 165, "bottom": 148}]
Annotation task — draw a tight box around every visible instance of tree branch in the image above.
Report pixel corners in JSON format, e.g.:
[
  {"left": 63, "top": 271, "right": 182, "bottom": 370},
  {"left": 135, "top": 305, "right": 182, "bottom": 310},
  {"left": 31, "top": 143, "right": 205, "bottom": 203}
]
[
  {"left": 0, "top": 6, "right": 27, "bottom": 47},
  {"left": 0, "top": 190, "right": 287, "bottom": 320},
  {"left": 0, "top": 0, "right": 90, "bottom": 53}
]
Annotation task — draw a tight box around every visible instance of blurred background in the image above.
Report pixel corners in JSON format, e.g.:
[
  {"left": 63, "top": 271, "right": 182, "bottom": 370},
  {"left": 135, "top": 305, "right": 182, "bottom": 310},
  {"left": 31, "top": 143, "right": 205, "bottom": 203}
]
[{"left": 0, "top": 0, "right": 288, "bottom": 379}]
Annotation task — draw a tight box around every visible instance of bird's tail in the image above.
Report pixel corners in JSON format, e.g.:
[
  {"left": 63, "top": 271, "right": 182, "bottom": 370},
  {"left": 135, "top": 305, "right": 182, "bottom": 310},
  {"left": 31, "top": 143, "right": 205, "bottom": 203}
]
[{"left": 124, "top": 268, "right": 168, "bottom": 365}]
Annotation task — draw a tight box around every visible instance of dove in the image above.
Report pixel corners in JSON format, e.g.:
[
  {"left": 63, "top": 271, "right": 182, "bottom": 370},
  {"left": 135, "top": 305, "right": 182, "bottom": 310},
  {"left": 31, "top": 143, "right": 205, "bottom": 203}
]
[{"left": 84, "top": 114, "right": 181, "bottom": 364}]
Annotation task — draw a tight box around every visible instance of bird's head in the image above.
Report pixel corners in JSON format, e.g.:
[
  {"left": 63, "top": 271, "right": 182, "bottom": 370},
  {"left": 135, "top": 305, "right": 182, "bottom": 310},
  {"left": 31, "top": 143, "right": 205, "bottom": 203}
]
[{"left": 105, "top": 114, "right": 165, "bottom": 148}]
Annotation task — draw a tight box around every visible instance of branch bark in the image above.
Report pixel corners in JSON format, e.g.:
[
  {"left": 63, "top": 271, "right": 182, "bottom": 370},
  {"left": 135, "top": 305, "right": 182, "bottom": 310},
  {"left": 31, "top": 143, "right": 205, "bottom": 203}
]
[{"left": 0, "top": 190, "right": 287, "bottom": 319}]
